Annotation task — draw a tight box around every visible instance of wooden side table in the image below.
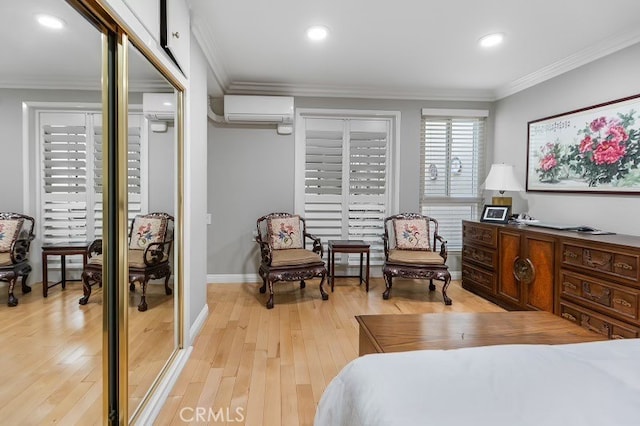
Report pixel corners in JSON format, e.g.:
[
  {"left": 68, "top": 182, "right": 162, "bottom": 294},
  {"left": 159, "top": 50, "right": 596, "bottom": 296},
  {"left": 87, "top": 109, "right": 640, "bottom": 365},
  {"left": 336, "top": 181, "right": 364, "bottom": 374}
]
[
  {"left": 328, "top": 240, "right": 370, "bottom": 292},
  {"left": 42, "top": 241, "right": 90, "bottom": 297}
]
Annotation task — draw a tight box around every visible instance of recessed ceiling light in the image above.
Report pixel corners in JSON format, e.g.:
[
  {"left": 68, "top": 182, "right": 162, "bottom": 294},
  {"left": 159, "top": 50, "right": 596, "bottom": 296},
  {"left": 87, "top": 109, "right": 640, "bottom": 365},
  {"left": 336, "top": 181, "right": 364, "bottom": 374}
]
[
  {"left": 36, "top": 14, "right": 65, "bottom": 30},
  {"left": 306, "top": 25, "right": 329, "bottom": 41},
  {"left": 479, "top": 33, "right": 504, "bottom": 48}
]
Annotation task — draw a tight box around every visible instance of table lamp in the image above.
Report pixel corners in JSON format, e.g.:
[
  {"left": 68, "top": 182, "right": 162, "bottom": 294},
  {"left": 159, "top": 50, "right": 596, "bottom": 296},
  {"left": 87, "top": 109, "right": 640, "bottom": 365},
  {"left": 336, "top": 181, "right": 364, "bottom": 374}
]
[{"left": 482, "top": 163, "right": 523, "bottom": 207}]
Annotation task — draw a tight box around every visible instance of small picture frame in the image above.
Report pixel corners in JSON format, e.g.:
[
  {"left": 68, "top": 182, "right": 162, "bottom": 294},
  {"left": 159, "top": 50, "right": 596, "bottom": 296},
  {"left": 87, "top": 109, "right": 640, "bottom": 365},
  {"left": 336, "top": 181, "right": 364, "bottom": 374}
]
[{"left": 480, "top": 205, "right": 511, "bottom": 223}]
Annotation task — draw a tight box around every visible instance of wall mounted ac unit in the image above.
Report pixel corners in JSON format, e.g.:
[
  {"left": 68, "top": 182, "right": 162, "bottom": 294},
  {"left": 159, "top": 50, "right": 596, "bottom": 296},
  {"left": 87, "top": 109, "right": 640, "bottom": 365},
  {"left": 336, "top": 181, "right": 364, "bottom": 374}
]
[
  {"left": 223, "top": 95, "right": 294, "bottom": 124},
  {"left": 143, "top": 93, "right": 175, "bottom": 121}
]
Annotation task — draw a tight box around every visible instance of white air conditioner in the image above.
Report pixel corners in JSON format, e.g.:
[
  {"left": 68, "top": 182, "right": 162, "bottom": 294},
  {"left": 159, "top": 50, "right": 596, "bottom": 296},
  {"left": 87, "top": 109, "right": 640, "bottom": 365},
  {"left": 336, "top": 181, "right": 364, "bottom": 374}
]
[
  {"left": 143, "top": 93, "right": 175, "bottom": 121},
  {"left": 223, "top": 95, "right": 294, "bottom": 124}
]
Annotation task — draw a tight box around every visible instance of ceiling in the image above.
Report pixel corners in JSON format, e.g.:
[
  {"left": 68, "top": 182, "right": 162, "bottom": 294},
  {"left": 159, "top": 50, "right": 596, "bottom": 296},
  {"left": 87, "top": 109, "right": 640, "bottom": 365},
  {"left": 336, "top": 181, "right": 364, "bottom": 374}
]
[
  {"left": 189, "top": 0, "right": 640, "bottom": 101},
  {"left": 3, "top": 1, "right": 640, "bottom": 102}
]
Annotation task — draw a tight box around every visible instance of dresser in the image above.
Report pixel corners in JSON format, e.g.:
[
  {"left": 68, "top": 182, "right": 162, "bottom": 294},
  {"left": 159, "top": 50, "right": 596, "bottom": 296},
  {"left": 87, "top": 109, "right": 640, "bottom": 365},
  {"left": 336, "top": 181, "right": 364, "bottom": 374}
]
[{"left": 461, "top": 220, "right": 640, "bottom": 339}]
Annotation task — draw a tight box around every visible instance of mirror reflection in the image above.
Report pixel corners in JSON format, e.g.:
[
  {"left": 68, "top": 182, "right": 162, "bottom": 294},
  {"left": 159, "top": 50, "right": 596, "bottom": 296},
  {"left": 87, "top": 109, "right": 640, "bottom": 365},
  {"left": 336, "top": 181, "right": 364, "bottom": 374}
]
[
  {"left": 126, "top": 43, "right": 178, "bottom": 419},
  {"left": 0, "top": 0, "right": 179, "bottom": 422}
]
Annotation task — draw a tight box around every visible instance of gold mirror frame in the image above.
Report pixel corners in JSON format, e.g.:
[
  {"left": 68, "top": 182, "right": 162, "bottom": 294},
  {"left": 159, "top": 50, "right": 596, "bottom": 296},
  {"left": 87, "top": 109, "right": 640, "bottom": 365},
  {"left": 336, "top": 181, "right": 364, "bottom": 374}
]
[{"left": 68, "top": 1, "right": 185, "bottom": 423}]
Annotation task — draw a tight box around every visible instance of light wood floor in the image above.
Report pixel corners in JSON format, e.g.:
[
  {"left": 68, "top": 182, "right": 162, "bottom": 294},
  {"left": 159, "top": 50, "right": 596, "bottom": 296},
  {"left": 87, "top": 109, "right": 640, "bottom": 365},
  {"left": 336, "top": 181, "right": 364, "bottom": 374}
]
[
  {"left": 0, "top": 279, "right": 174, "bottom": 424},
  {"left": 156, "top": 278, "right": 504, "bottom": 425}
]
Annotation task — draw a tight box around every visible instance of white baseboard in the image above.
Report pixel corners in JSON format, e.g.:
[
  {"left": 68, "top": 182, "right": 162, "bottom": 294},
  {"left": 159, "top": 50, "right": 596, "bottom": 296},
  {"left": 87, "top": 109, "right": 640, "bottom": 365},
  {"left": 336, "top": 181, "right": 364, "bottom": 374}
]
[
  {"left": 207, "top": 271, "right": 461, "bottom": 283},
  {"left": 207, "top": 273, "right": 260, "bottom": 283},
  {"left": 189, "top": 304, "right": 209, "bottom": 344},
  {"left": 134, "top": 346, "right": 193, "bottom": 425}
]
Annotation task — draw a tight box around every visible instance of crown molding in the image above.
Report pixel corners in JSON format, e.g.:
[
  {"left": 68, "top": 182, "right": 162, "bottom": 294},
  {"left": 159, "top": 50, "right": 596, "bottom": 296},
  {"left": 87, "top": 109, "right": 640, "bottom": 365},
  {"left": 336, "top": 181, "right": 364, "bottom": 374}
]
[
  {"left": 0, "top": 77, "right": 172, "bottom": 92},
  {"left": 225, "top": 81, "right": 496, "bottom": 102},
  {"left": 496, "top": 28, "right": 640, "bottom": 99},
  {"left": 191, "top": 15, "right": 230, "bottom": 92}
]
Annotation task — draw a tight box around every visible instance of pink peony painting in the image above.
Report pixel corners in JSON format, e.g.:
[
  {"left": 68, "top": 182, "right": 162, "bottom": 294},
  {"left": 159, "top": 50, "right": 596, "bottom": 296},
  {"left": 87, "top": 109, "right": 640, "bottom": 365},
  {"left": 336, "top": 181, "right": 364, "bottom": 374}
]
[{"left": 527, "top": 94, "right": 640, "bottom": 193}]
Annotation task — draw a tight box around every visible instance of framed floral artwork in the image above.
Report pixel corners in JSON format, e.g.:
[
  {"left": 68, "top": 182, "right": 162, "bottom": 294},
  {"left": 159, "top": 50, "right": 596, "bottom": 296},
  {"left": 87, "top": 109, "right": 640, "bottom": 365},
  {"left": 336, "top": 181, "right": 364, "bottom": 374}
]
[{"left": 526, "top": 93, "right": 640, "bottom": 193}]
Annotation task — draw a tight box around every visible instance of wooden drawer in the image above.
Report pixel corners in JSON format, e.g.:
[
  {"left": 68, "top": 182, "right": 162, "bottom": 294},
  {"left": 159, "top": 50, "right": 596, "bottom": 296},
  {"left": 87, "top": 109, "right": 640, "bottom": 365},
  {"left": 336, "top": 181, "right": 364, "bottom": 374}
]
[
  {"left": 461, "top": 262, "right": 495, "bottom": 292},
  {"left": 559, "top": 301, "right": 640, "bottom": 339},
  {"left": 462, "top": 244, "right": 497, "bottom": 270},
  {"left": 462, "top": 221, "right": 497, "bottom": 248},
  {"left": 560, "top": 269, "right": 640, "bottom": 323},
  {"left": 562, "top": 243, "right": 639, "bottom": 283}
]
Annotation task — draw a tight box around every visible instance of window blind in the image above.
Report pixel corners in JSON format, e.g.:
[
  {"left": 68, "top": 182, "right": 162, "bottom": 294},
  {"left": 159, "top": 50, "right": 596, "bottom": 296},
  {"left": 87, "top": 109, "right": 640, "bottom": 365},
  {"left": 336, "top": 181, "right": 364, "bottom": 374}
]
[
  {"left": 303, "top": 117, "right": 389, "bottom": 266},
  {"left": 39, "top": 111, "right": 146, "bottom": 270},
  {"left": 420, "top": 113, "right": 486, "bottom": 251}
]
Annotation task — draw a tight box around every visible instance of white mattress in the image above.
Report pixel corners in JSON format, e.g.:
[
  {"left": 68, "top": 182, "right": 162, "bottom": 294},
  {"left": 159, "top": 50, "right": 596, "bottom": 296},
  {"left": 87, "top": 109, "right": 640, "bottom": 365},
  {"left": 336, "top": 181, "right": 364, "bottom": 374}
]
[{"left": 315, "top": 339, "right": 640, "bottom": 426}]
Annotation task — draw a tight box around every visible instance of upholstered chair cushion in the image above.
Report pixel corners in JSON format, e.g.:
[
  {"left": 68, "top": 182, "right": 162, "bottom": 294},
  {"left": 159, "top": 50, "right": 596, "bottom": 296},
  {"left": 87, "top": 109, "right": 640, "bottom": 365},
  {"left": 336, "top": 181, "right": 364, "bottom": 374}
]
[
  {"left": 129, "top": 216, "right": 168, "bottom": 250},
  {"left": 0, "top": 219, "right": 24, "bottom": 253},
  {"left": 0, "top": 252, "right": 13, "bottom": 266},
  {"left": 87, "top": 250, "right": 169, "bottom": 268},
  {"left": 271, "top": 248, "right": 322, "bottom": 267},
  {"left": 268, "top": 216, "right": 304, "bottom": 250},
  {"left": 393, "top": 219, "right": 431, "bottom": 250},
  {"left": 388, "top": 249, "right": 444, "bottom": 265}
]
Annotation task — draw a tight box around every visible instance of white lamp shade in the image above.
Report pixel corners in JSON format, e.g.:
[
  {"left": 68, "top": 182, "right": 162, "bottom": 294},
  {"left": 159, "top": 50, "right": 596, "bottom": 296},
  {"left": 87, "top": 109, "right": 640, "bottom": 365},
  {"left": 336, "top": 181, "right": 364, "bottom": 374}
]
[{"left": 483, "top": 164, "right": 524, "bottom": 192}]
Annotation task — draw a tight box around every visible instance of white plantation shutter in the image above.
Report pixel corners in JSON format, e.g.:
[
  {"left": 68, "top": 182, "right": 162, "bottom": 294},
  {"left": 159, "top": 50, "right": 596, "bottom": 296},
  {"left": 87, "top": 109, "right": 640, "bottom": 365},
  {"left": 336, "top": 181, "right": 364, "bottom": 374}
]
[
  {"left": 41, "top": 115, "right": 89, "bottom": 246},
  {"left": 303, "top": 117, "right": 390, "bottom": 266},
  {"left": 92, "top": 113, "right": 145, "bottom": 236},
  {"left": 420, "top": 110, "right": 487, "bottom": 251},
  {"left": 39, "top": 110, "right": 146, "bottom": 271}
]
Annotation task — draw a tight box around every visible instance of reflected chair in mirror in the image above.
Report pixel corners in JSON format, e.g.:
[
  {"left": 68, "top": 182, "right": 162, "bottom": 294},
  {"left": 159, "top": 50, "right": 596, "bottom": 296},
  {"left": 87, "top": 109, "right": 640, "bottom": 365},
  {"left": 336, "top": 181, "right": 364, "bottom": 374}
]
[
  {"left": 382, "top": 213, "right": 452, "bottom": 305},
  {"left": 81, "top": 212, "right": 174, "bottom": 311},
  {"left": 256, "top": 212, "right": 328, "bottom": 309},
  {"left": 0, "top": 213, "right": 35, "bottom": 306}
]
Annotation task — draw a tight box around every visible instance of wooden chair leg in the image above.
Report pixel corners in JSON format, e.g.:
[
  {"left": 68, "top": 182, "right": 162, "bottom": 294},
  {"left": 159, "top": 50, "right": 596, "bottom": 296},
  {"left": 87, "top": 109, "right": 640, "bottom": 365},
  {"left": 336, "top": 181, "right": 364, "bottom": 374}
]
[
  {"left": 382, "top": 272, "right": 392, "bottom": 300},
  {"left": 319, "top": 273, "right": 328, "bottom": 301},
  {"left": 442, "top": 273, "right": 452, "bottom": 305},
  {"left": 266, "top": 279, "right": 274, "bottom": 309},
  {"left": 164, "top": 273, "right": 172, "bottom": 295},
  {"left": 21, "top": 274, "right": 31, "bottom": 294},
  {"left": 79, "top": 271, "right": 92, "bottom": 305},
  {"left": 7, "top": 276, "right": 18, "bottom": 307},
  {"left": 138, "top": 278, "right": 149, "bottom": 312}
]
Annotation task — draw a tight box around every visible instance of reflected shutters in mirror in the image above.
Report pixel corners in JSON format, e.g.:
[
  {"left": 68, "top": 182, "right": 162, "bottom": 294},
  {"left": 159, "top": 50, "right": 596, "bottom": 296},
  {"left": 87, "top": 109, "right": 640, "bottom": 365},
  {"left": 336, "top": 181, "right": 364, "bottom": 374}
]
[{"left": 38, "top": 110, "right": 147, "bottom": 271}]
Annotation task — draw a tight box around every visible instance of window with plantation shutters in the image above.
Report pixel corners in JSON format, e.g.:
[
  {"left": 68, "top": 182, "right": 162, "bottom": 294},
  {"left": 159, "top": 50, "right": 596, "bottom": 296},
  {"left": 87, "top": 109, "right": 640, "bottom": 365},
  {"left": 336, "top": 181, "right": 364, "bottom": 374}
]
[
  {"left": 420, "top": 109, "right": 487, "bottom": 251},
  {"left": 298, "top": 115, "right": 395, "bottom": 267},
  {"left": 38, "top": 111, "right": 146, "bottom": 269}
]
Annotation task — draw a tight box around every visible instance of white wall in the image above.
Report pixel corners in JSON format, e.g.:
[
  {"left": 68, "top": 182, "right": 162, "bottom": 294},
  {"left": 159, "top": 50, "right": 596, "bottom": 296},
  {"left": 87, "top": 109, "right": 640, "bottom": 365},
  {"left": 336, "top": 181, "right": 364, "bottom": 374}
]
[
  {"left": 208, "top": 97, "right": 494, "bottom": 279},
  {"left": 494, "top": 42, "right": 640, "bottom": 236},
  {"left": 186, "top": 32, "right": 208, "bottom": 334}
]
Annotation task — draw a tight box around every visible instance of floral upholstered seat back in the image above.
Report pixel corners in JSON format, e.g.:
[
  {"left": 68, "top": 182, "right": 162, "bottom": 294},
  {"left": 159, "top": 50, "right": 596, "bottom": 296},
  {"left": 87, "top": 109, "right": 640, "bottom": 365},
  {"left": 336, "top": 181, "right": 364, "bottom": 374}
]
[
  {"left": 0, "top": 218, "right": 24, "bottom": 253},
  {"left": 392, "top": 218, "right": 431, "bottom": 251},
  {"left": 129, "top": 215, "right": 169, "bottom": 250},
  {"left": 267, "top": 215, "right": 303, "bottom": 250}
]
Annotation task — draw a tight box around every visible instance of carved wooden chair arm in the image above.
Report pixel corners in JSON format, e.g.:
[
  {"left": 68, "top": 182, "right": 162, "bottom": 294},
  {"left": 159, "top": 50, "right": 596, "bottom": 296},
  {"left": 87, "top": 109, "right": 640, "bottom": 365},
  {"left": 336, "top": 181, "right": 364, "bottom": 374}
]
[
  {"left": 255, "top": 237, "right": 273, "bottom": 265},
  {"left": 382, "top": 234, "right": 390, "bottom": 260},
  {"left": 87, "top": 239, "right": 103, "bottom": 259},
  {"left": 143, "top": 242, "right": 169, "bottom": 266},
  {"left": 435, "top": 234, "right": 448, "bottom": 262},
  {"left": 305, "top": 232, "right": 323, "bottom": 258},
  {"left": 9, "top": 237, "right": 32, "bottom": 264}
]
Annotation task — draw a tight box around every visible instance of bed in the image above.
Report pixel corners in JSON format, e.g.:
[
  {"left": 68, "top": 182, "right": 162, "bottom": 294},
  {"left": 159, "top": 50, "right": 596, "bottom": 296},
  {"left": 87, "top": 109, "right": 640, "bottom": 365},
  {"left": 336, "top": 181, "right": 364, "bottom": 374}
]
[{"left": 315, "top": 339, "right": 640, "bottom": 426}]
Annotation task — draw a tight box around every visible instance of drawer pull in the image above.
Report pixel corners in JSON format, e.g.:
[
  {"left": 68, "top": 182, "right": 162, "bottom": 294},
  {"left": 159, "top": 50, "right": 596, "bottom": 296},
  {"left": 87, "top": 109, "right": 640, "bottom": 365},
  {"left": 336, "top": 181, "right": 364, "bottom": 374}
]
[
  {"left": 563, "top": 281, "right": 577, "bottom": 290},
  {"left": 611, "top": 334, "right": 625, "bottom": 340},
  {"left": 513, "top": 257, "right": 535, "bottom": 284},
  {"left": 583, "top": 249, "right": 611, "bottom": 268},
  {"left": 580, "top": 314, "right": 610, "bottom": 336},
  {"left": 561, "top": 312, "right": 577, "bottom": 322},
  {"left": 613, "top": 262, "right": 633, "bottom": 270},
  {"left": 563, "top": 251, "right": 578, "bottom": 259},
  {"left": 582, "top": 282, "right": 611, "bottom": 306},
  {"left": 613, "top": 298, "right": 632, "bottom": 308}
]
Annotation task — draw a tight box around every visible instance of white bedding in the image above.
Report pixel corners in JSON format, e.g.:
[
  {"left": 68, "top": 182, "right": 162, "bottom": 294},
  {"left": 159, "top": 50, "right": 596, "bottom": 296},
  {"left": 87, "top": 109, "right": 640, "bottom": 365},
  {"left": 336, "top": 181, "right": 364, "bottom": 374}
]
[{"left": 315, "top": 339, "right": 640, "bottom": 426}]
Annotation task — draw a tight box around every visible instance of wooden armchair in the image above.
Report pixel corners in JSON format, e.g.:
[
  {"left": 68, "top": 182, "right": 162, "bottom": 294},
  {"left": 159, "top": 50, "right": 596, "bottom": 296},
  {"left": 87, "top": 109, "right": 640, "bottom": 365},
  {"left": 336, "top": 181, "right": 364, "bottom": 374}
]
[
  {"left": 382, "top": 213, "right": 452, "bottom": 305},
  {"left": 0, "top": 213, "right": 35, "bottom": 306},
  {"left": 256, "top": 212, "right": 328, "bottom": 309},
  {"left": 80, "top": 212, "right": 174, "bottom": 311}
]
